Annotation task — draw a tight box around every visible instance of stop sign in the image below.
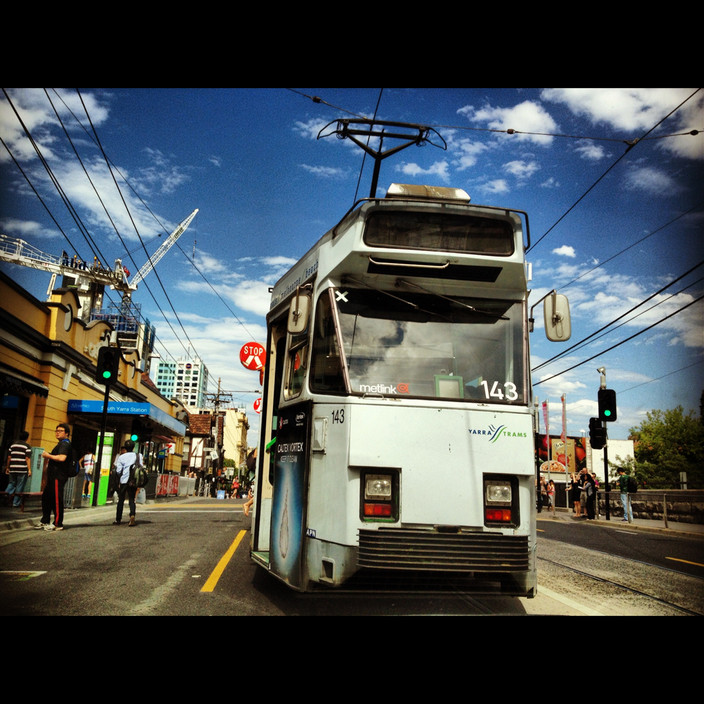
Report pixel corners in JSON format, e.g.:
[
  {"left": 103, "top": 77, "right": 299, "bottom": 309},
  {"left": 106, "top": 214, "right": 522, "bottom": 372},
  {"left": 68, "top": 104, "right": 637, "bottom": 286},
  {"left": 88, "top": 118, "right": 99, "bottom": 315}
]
[{"left": 240, "top": 342, "right": 266, "bottom": 370}]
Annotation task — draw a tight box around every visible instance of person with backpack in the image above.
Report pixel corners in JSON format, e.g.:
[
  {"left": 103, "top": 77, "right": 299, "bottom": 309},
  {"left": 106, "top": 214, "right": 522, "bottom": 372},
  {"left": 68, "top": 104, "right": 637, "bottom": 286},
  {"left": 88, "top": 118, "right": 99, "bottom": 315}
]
[
  {"left": 36, "top": 423, "right": 74, "bottom": 531},
  {"left": 617, "top": 467, "right": 634, "bottom": 523},
  {"left": 112, "top": 439, "right": 143, "bottom": 527}
]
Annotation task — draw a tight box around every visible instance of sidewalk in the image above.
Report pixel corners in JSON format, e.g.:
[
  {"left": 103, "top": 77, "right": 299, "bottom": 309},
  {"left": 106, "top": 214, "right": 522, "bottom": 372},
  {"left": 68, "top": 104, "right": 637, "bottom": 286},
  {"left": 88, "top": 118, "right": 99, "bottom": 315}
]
[
  {"left": 538, "top": 506, "right": 704, "bottom": 539},
  {"left": 3, "top": 495, "right": 703, "bottom": 538},
  {"left": 0, "top": 494, "right": 193, "bottom": 531}
]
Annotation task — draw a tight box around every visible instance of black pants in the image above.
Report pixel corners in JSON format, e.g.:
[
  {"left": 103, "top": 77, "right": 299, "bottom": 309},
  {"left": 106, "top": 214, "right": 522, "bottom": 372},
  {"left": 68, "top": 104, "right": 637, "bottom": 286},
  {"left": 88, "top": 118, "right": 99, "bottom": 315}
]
[
  {"left": 115, "top": 483, "right": 137, "bottom": 523},
  {"left": 41, "top": 474, "right": 67, "bottom": 527},
  {"left": 586, "top": 494, "right": 596, "bottom": 519}
]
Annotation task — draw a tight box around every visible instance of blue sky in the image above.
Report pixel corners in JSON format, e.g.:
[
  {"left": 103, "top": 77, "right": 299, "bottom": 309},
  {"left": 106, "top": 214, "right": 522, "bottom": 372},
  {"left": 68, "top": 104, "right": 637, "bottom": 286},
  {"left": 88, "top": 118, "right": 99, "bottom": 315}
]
[{"left": 1, "top": 87, "right": 702, "bottom": 444}]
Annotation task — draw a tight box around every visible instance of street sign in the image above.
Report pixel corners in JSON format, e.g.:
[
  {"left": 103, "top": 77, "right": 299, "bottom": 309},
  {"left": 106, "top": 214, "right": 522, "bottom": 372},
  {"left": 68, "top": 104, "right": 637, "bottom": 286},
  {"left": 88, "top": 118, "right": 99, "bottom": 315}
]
[{"left": 240, "top": 342, "right": 266, "bottom": 370}]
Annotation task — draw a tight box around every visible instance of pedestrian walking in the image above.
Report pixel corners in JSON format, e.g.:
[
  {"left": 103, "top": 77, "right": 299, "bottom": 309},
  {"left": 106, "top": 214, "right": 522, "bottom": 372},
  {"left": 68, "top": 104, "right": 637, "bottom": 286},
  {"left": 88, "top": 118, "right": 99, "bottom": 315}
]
[
  {"left": 112, "top": 439, "right": 142, "bottom": 526},
  {"left": 36, "top": 423, "right": 74, "bottom": 531},
  {"left": 80, "top": 448, "right": 95, "bottom": 498},
  {"left": 5, "top": 431, "right": 31, "bottom": 508},
  {"left": 547, "top": 479, "right": 555, "bottom": 512},
  {"left": 617, "top": 467, "right": 633, "bottom": 522}
]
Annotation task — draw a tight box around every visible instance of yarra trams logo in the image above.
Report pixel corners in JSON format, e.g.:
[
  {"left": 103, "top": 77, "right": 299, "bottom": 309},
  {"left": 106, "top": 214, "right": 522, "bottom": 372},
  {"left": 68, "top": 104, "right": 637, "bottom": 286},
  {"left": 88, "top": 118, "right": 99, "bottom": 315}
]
[{"left": 469, "top": 424, "right": 528, "bottom": 444}]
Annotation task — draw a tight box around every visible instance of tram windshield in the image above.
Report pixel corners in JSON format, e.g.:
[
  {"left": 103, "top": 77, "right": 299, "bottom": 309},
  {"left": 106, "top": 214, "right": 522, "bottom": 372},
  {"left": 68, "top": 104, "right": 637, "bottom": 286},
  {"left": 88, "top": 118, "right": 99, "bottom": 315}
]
[{"left": 310, "top": 287, "right": 526, "bottom": 404}]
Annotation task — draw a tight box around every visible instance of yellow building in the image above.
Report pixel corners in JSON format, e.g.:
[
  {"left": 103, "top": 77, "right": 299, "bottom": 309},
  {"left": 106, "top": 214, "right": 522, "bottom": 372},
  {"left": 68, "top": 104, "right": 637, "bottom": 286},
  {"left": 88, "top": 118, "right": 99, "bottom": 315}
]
[{"left": 0, "top": 271, "right": 186, "bottom": 501}]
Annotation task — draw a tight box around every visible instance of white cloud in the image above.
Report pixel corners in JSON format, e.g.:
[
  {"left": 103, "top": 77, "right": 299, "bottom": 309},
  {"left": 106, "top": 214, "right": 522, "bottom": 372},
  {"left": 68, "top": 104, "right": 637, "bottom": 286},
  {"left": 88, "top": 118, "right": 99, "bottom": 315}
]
[
  {"left": 478, "top": 179, "right": 510, "bottom": 195},
  {"left": 395, "top": 160, "right": 450, "bottom": 182},
  {"left": 299, "top": 164, "right": 348, "bottom": 179},
  {"left": 552, "top": 245, "right": 576, "bottom": 258},
  {"left": 574, "top": 140, "right": 609, "bottom": 161},
  {"left": 504, "top": 159, "right": 540, "bottom": 180},
  {"left": 450, "top": 136, "right": 490, "bottom": 171},
  {"left": 541, "top": 88, "right": 704, "bottom": 160},
  {"left": 622, "top": 165, "right": 680, "bottom": 195},
  {"left": 458, "top": 100, "right": 558, "bottom": 146}
]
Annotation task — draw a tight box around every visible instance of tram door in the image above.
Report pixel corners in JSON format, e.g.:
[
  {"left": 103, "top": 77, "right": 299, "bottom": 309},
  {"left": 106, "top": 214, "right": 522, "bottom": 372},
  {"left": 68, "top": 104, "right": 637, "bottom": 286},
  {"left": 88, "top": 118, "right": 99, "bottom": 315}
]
[{"left": 253, "top": 308, "right": 313, "bottom": 590}]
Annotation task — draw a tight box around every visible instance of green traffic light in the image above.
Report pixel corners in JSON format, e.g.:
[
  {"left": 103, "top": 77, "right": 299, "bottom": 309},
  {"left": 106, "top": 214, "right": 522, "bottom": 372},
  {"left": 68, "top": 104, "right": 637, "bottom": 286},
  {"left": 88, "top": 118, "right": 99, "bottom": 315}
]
[
  {"left": 604, "top": 409, "right": 611, "bottom": 417},
  {"left": 130, "top": 433, "right": 138, "bottom": 442}
]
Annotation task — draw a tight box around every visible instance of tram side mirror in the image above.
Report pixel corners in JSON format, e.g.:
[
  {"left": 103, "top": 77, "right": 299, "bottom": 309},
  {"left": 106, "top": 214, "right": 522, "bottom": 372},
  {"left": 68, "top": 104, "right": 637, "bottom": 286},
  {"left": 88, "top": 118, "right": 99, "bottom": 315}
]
[
  {"left": 544, "top": 292, "right": 571, "bottom": 341},
  {"left": 288, "top": 291, "right": 312, "bottom": 334}
]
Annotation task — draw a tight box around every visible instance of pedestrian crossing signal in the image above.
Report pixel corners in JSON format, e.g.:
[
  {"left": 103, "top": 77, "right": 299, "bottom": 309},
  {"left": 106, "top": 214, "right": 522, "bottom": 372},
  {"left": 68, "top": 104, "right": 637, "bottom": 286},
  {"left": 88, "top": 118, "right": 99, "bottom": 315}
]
[
  {"left": 598, "top": 388, "right": 617, "bottom": 422},
  {"left": 95, "top": 346, "right": 119, "bottom": 385}
]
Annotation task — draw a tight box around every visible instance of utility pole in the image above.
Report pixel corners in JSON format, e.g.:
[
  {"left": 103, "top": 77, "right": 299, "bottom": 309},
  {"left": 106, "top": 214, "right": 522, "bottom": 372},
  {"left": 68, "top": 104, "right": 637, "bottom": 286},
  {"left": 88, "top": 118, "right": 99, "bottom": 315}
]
[
  {"left": 598, "top": 366, "right": 609, "bottom": 520},
  {"left": 203, "top": 378, "right": 232, "bottom": 474}
]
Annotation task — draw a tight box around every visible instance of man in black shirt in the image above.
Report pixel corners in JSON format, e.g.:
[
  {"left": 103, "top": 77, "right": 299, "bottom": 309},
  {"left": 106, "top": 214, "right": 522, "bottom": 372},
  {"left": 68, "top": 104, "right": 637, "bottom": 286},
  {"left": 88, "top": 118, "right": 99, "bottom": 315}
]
[{"left": 36, "top": 423, "right": 73, "bottom": 531}]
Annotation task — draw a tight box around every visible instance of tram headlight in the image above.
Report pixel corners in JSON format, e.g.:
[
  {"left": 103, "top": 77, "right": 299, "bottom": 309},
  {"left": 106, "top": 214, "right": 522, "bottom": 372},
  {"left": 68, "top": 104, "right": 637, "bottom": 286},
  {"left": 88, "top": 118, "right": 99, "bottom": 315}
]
[
  {"left": 483, "top": 476, "right": 517, "bottom": 526},
  {"left": 361, "top": 471, "right": 398, "bottom": 521},
  {"left": 485, "top": 481, "right": 512, "bottom": 504},
  {"left": 365, "top": 474, "right": 392, "bottom": 500}
]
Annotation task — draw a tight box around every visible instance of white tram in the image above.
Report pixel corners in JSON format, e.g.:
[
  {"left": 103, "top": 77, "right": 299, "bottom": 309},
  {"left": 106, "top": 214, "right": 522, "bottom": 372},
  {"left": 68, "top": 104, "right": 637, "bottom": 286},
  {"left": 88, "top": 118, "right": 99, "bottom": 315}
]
[{"left": 250, "top": 183, "right": 570, "bottom": 595}]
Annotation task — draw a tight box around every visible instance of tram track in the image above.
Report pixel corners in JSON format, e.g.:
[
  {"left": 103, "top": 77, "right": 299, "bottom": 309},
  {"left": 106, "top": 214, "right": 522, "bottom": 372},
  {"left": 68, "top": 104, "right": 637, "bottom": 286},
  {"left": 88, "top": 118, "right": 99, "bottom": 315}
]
[{"left": 535, "top": 553, "right": 704, "bottom": 616}]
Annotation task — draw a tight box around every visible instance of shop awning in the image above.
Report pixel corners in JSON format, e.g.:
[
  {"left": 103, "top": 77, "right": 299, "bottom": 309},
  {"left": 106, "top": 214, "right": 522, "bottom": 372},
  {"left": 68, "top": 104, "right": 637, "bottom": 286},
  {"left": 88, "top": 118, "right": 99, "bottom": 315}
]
[
  {"left": 67, "top": 399, "right": 187, "bottom": 436},
  {"left": 0, "top": 363, "right": 49, "bottom": 398}
]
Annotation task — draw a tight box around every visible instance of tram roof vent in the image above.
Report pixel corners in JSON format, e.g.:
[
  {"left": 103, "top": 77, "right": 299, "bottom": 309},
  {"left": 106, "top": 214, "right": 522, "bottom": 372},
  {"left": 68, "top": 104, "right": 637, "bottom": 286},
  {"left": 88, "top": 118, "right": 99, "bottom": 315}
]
[{"left": 386, "top": 183, "right": 471, "bottom": 203}]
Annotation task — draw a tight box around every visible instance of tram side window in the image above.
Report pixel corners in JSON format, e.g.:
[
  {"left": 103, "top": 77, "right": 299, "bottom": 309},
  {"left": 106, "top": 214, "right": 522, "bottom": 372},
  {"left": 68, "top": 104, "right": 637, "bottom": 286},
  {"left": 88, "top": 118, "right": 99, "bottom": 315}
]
[
  {"left": 284, "top": 331, "right": 309, "bottom": 400},
  {"left": 310, "top": 290, "right": 346, "bottom": 394}
]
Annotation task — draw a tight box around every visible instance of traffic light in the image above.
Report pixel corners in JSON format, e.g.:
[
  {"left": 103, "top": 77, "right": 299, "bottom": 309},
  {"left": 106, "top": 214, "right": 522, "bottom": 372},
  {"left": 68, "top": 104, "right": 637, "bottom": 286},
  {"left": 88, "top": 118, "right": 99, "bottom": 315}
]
[
  {"left": 589, "top": 417, "right": 606, "bottom": 450},
  {"left": 95, "top": 346, "right": 119, "bottom": 385},
  {"left": 598, "top": 388, "right": 617, "bottom": 422}
]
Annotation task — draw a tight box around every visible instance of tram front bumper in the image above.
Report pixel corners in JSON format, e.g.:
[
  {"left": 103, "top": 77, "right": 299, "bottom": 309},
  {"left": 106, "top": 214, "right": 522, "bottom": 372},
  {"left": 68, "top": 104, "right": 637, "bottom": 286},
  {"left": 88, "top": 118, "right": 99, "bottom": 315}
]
[{"left": 357, "top": 526, "right": 530, "bottom": 573}]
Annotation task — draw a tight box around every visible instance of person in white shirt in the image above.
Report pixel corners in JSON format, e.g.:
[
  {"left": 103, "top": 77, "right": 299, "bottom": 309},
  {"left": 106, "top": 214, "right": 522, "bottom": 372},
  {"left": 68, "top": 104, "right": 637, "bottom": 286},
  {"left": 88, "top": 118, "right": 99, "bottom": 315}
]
[
  {"left": 80, "top": 450, "right": 95, "bottom": 498},
  {"left": 113, "top": 440, "right": 142, "bottom": 526}
]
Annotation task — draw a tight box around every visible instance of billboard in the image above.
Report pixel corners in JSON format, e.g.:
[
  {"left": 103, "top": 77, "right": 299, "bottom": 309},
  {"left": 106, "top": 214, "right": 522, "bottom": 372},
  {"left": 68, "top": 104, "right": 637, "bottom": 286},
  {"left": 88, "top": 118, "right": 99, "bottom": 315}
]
[{"left": 536, "top": 434, "right": 588, "bottom": 477}]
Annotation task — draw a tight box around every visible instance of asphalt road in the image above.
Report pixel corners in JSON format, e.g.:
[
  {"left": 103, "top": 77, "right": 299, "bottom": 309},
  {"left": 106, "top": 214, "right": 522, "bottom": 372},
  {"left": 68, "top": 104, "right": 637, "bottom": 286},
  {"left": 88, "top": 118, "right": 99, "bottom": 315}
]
[{"left": 1, "top": 498, "right": 702, "bottom": 616}]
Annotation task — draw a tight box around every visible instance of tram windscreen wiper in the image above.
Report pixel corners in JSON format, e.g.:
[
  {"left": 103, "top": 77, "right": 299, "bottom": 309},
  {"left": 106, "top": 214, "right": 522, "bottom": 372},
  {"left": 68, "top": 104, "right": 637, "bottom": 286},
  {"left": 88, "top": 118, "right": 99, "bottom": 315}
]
[{"left": 396, "top": 278, "right": 509, "bottom": 320}]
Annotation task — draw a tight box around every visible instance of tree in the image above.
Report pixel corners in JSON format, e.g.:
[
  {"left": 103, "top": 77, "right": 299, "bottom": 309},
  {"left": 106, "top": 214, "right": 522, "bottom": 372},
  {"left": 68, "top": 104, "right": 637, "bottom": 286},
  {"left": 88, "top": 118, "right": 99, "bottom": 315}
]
[{"left": 629, "top": 406, "right": 704, "bottom": 489}]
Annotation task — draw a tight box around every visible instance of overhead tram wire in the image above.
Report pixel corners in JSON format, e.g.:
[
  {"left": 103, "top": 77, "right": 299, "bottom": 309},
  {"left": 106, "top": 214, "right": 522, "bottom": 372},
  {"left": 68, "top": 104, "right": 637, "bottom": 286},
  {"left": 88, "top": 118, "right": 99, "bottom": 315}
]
[
  {"left": 291, "top": 89, "right": 704, "bottom": 365},
  {"left": 617, "top": 359, "right": 704, "bottom": 395},
  {"left": 556, "top": 202, "right": 704, "bottom": 292},
  {"left": 45, "top": 87, "right": 196, "bottom": 360},
  {"left": 532, "top": 259, "right": 704, "bottom": 373},
  {"left": 291, "top": 88, "right": 703, "bottom": 152},
  {"left": 1, "top": 89, "right": 112, "bottom": 268},
  {"left": 290, "top": 88, "right": 703, "bottom": 255},
  {"left": 352, "top": 88, "right": 384, "bottom": 204},
  {"left": 533, "top": 270, "right": 704, "bottom": 374},
  {"left": 76, "top": 89, "right": 199, "bottom": 359},
  {"left": 12, "top": 88, "right": 182, "bottom": 361},
  {"left": 51, "top": 88, "right": 261, "bottom": 347},
  {"left": 3, "top": 88, "right": 193, "bottom": 363},
  {"left": 528, "top": 88, "right": 702, "bottom": 253},
  {"left": 532, "top": 291, "right": 704, "bottom": 387}
]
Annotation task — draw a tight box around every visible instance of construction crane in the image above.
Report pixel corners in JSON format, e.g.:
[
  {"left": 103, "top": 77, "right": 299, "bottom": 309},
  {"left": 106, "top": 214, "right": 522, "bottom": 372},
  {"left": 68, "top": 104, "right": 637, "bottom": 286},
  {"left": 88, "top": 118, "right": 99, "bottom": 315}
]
[
  {"left": 0, "top": 208, "right": 198, "bottom": 313},
  {"left": 0, "top": 209, "right": 198, "bottom": 369},
  {"left": 0, "top": 233, "right": 128, "bottom": 292},
  {"left": 128, "top": 208, "right": 199, "bottom": 291}
]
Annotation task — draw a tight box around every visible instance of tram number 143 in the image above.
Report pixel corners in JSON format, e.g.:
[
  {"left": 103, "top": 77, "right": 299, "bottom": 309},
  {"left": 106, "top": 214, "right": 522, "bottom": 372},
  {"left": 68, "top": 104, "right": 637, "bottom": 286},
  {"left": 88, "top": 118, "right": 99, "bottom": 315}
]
[
  {"left": 480, "top": 380, "right": 519, "bottom": 402},
  {"left": 331, "top": 409, "right": 345, "bottom": 424}
]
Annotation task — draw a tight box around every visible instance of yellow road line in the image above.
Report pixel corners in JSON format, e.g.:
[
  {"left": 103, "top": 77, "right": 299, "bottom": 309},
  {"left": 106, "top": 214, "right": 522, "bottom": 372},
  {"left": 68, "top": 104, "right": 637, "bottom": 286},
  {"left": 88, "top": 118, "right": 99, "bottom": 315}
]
[
  {"left": 666, "top": 556, "right": 704, "bottom": 568},
  {"left": 201, "top": 529, "right": 247, "bottom": 592}
]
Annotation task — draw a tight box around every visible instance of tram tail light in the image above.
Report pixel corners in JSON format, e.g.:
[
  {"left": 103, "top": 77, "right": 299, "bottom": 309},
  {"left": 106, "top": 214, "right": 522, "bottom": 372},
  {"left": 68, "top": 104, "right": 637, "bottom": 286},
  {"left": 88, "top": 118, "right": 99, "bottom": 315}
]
[
  {"left": 484, "top": 476, "right": 518, "bottom": 526},
  {"left": 361, "top": 471, "right": 398, "bottom": 522}
]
